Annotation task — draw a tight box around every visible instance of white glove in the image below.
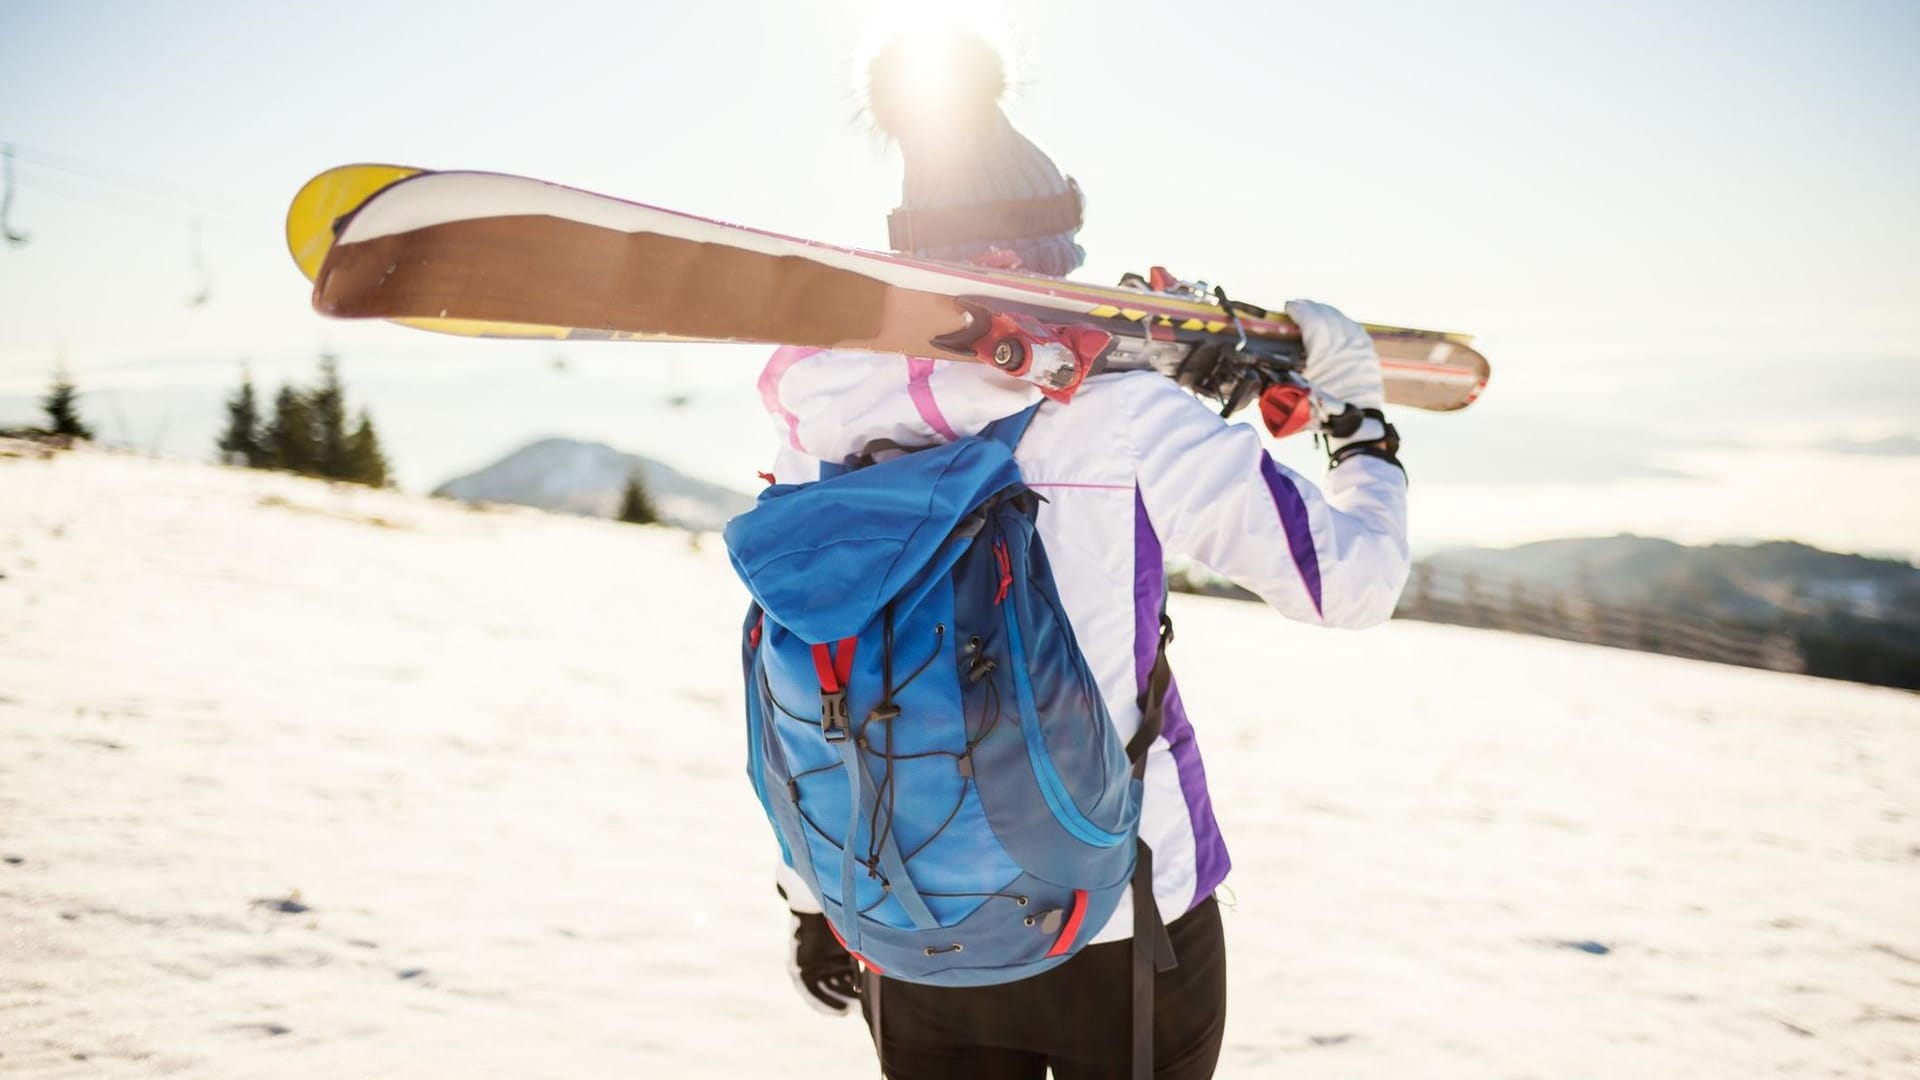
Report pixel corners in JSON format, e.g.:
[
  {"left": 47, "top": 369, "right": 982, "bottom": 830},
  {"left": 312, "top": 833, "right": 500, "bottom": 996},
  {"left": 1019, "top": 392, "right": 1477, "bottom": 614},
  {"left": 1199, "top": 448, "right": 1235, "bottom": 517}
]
[{"left": 1285, "top": 299, "right": 1384, "bottom": 414}]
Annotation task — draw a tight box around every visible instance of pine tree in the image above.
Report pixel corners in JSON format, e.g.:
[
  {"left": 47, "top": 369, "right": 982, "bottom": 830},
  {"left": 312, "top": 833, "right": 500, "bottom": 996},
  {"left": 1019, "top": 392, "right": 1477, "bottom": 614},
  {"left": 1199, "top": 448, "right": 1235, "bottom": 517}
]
[
  {"left": 264, "top": 385, "right": 315, "bottom": 473},
  {"left": 343, "top": 409, "right": 390, "bottom": 487},
  {"left": 217, "top": 368, "right": 264, "bottom": 466},
  {"left": 309, "top": 354, "right": 350, "bottom": 479},
  {"left": 42, "top": 366, "right": 93, "bottom": 439},
  {"left": 617, "top": 473, "right": 660, "bottom": 525}
]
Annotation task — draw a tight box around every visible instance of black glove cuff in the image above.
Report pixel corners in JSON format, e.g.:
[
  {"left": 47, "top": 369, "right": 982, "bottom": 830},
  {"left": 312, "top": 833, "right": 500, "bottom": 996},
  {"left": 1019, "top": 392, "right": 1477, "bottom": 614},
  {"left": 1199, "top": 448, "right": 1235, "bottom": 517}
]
[
  {"left": 1328, "top": 409, "right": 1404, "bottom": 476},
  {"left": 793, "top": 912, "right": 847, "bottom": 964}
]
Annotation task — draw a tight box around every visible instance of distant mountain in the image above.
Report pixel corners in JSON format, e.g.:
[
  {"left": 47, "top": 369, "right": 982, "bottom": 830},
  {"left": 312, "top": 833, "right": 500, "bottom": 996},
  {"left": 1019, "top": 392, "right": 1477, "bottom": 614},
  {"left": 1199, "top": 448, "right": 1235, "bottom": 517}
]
[
  {"left": 1422, "top": 535, "right": 1920, "bottom": 624},
  {"left": 1406, "top": 535, "right": 1920, "bottom": 689},
  {"left": 432, "top": 438, "right": 754, "bottom": 531},
  {"left": 1174, "top": 535, "right": 1920, "bottom": 689}
]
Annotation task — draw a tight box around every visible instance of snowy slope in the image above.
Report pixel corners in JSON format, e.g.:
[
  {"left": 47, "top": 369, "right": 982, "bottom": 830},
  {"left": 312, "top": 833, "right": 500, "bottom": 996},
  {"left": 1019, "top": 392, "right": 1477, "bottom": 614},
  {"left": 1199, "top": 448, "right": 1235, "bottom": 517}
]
[{"left": 1, "top": 445, "right": 1915, "bottom": 1079}]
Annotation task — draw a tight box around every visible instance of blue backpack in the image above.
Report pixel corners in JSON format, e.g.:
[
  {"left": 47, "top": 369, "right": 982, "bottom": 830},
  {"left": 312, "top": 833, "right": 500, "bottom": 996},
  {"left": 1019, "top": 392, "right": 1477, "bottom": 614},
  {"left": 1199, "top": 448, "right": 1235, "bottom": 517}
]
[{"left": 724, "top": 405, "right": 1171, "bottom": 988}]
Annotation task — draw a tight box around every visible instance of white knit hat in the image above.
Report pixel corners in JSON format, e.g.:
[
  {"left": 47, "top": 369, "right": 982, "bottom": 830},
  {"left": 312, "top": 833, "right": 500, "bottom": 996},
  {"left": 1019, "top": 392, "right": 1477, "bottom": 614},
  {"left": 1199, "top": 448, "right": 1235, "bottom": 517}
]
[{"left": 867, "top": 31, "right": 1086, "bottom": 277}]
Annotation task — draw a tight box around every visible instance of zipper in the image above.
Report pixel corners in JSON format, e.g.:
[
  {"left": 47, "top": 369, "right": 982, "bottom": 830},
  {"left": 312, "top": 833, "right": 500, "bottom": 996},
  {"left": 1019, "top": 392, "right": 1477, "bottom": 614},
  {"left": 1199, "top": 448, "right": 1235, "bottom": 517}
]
[
  {"left": 1000, "top": 585, "right": 1126, "bottom": 849},
  {"left": 1032, "top": 572, "right": 1116, "bottom": 807}
]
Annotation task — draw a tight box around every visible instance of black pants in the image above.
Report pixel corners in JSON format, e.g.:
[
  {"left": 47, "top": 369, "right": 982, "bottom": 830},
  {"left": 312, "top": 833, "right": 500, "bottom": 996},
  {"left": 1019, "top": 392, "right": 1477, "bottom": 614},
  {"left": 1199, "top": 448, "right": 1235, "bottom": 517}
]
[{"left": 860, "top": 897, "right": 1226, "bottom": 1079}]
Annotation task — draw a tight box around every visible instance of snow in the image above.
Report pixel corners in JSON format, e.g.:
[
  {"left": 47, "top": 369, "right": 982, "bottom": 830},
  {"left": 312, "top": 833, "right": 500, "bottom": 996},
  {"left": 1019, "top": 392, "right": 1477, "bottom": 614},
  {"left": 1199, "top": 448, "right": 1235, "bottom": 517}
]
[{"left": 2, "top": 444, "right": 1915, "bottom": 1078}]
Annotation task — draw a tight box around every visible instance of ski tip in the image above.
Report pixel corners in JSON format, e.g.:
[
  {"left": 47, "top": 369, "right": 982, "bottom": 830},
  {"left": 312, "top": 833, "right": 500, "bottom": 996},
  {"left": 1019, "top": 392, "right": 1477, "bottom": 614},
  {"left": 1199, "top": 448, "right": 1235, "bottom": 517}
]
[{"left": 285, "top": 163, "right": 428, "bottom": 282}]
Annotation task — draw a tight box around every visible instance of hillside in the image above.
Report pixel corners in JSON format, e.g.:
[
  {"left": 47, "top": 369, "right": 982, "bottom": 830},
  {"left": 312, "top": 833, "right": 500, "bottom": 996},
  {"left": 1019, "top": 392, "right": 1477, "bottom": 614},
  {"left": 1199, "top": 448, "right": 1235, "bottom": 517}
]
[{"left": 2, "top": 444, "right": 1916, "bottom": 1079}]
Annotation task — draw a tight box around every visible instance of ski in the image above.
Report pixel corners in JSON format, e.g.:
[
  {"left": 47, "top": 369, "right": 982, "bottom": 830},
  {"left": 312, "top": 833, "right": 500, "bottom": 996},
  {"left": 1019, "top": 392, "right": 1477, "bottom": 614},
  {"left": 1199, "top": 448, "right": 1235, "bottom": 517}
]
[{"left": 293, "top": 167, "right": 1489, "bottom": 412}]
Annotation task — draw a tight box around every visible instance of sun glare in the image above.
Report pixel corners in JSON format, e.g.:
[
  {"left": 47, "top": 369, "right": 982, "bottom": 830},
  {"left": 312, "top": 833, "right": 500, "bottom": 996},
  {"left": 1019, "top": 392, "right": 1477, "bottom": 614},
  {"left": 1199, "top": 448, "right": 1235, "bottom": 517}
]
[{"left": 853, "top": 0, "right": 1021, "bottom": 122}]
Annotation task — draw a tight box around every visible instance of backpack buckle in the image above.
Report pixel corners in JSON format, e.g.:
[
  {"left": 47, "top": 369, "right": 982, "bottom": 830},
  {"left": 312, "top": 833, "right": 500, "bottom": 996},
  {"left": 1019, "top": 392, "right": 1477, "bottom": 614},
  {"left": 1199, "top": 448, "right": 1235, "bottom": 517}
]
[{"left": 820, "top": 690, "right": 851, "bottom": 741}]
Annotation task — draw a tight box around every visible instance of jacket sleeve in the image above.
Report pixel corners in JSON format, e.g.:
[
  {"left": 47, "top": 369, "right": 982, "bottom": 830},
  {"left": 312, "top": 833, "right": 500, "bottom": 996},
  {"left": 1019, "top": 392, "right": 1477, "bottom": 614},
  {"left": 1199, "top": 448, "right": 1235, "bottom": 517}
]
[{"left": 1121, "top": 373, "right": 1409, "bottom": 628}]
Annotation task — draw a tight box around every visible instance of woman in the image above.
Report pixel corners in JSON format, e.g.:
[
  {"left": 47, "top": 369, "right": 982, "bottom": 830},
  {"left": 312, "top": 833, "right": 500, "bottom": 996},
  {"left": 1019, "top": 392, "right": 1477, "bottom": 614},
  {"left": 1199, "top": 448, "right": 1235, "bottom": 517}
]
[{"left": 765, "top": 32, "right": 1408, "bottom": 1080}]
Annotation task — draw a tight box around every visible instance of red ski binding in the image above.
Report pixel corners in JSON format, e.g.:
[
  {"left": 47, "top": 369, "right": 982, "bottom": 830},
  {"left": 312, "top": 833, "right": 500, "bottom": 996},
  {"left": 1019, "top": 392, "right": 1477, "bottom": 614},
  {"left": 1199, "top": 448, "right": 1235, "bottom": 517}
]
[{"left": 933, "top": 301, "right": 1114, "bottom": 403}]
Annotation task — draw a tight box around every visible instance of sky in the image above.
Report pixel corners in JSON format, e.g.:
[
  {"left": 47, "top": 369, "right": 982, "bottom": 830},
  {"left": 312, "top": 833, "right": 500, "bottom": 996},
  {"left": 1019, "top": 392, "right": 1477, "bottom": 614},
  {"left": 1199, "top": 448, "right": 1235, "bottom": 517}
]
[{"left": 1, "top": 0, "right": 1917, "bottom": 556}]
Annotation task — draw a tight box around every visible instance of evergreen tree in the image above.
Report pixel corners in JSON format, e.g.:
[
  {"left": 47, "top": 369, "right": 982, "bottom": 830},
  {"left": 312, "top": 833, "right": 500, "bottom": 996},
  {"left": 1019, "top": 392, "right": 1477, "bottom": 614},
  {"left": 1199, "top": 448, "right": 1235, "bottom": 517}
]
[
  {"left": 309, "top": 354, "right": 350, "bottom": 479},
  {"left": 617, "top": 473, "right": 660, "bottom": 525},
  {"left": 343, "top": 409, "right": 390, "bottom": 487},
  {"left": 217, "top": 368, "right": 264, "bottom": 466},
  {"left": 264, "top": 385, "right": 316, "bottom": 472},
  {"left": 42, "top": 366, "right": 93, "bottom": 439}
]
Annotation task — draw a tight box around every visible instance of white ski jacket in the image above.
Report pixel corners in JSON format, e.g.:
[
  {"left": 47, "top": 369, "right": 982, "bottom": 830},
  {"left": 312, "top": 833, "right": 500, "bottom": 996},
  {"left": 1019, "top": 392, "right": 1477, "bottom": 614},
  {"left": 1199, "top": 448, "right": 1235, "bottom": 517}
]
[{"left": 761, "top": 346, "right": 1410, "bottom": 943}]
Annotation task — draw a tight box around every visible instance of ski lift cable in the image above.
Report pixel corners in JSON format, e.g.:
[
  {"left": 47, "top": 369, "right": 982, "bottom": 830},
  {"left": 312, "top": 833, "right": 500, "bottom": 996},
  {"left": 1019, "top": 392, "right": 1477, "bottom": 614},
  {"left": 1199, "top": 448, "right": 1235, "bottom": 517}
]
[
  {"left": 3, "top": 148, "right": 226, "bottom": 308},
  {"left": 14, "top": 173, "right": 189, "bottom": 224},
  {"left": 2, "top": 139, "right": 264, "bottom": 238},
  {"left": 14, "top": 171, "right": 244, "bottom": 226},
  {"left": 11, "top": 170, "right": 227, "bottom": 307},
  {"left": 5, "top": 140, "right": 238, "bottom": 216}
]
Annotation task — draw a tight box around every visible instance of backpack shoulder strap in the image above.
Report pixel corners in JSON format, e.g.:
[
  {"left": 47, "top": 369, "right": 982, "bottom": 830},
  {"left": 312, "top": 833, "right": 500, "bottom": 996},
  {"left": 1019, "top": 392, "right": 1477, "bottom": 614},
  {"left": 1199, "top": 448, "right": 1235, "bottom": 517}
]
[
  {"left": 980, "top": 402, "right": 1043, "bottom": 451},
  {"left": 817, "top": 403, "right": 1041, "bottom": 481}
]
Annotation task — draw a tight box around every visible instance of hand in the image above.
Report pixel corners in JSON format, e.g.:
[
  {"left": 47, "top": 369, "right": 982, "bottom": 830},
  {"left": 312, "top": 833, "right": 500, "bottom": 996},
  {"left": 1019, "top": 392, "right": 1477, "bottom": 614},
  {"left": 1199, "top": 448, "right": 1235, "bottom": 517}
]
[
  {"left": 788, "top": 910, "right": 862, "bottom": 1017},
  {"left": 1172, "top": 340, "right": 1263, "bottom": 415},
  {"left": 1284, "top": 299, "right": 1384, "bottom": 414}
]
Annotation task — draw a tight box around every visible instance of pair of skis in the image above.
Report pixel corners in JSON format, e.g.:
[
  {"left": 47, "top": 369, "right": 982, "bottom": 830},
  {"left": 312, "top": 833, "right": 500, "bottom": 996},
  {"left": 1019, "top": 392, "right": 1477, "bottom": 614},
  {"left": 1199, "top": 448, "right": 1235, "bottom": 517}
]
[{"left": 287, "top": 165, "right": 1489, "bottom": 420}]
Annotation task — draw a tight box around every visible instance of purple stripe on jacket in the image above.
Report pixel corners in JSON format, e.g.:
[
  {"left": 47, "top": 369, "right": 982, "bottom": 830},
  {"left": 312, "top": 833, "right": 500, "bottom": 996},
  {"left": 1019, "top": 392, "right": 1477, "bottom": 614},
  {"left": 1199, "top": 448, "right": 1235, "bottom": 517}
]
[
  {"left": 1134, "top": 490, "right": 1231, "bottom": 911},
  {"left": 1258, "top": 455, "right": 1324, "bottom": 617}
]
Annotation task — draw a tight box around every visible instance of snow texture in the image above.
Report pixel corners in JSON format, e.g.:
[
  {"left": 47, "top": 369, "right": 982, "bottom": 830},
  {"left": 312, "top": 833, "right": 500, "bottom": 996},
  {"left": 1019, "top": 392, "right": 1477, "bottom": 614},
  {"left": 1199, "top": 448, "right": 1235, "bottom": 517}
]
[{"left": 1, "top": 444, "right": 1915, "bottom": 1078}]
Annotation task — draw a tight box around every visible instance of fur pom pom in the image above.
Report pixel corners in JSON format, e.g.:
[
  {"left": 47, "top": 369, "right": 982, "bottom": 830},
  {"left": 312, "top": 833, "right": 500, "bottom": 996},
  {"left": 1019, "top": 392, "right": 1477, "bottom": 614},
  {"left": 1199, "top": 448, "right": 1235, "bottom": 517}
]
[{"left": 865, "top": 29, "right": 1008, "bottom": 141}]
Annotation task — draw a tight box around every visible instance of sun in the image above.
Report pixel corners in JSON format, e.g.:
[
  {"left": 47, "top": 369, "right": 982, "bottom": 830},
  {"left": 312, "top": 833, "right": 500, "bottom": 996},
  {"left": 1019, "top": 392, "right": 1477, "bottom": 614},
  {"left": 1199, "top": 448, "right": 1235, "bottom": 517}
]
[{"left": 853, "top": 1, "right": 1021, "bottom": 137}]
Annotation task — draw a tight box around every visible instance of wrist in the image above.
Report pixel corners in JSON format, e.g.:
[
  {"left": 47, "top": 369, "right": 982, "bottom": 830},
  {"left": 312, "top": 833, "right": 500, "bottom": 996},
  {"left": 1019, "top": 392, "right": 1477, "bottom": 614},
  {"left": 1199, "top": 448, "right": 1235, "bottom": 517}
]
[
  {"left": 1325, "top": 408, "right": 1404, "bottom": 474},
  {"left": 1328, "top": 415, "right": 1388, "bottom": 448}
]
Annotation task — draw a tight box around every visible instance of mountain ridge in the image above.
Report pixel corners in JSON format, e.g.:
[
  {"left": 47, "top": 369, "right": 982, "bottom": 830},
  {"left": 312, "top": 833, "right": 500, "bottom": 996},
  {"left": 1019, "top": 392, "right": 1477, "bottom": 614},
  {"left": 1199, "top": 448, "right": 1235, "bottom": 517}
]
[
  {"left": 1421, "top": 533, "right": 1919, "bottom": 624},
  {"left": 432, "top": 437, "right": 755, "bottom": 531}
]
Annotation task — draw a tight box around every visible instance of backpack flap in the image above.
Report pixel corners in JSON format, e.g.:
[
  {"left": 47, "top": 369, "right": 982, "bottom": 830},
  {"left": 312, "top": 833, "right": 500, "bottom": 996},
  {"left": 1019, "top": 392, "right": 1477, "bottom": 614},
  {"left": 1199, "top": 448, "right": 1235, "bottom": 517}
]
[{"left": 724, "top": 437, "right": 1025, "bottom": 643}]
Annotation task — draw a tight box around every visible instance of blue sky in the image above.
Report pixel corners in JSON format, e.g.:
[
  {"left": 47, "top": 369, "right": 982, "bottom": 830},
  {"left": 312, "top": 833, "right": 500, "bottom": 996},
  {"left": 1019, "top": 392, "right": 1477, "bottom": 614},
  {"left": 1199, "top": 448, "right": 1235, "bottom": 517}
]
[{"left": 2, "top": 0, "right": 1916, "bottom": 555}]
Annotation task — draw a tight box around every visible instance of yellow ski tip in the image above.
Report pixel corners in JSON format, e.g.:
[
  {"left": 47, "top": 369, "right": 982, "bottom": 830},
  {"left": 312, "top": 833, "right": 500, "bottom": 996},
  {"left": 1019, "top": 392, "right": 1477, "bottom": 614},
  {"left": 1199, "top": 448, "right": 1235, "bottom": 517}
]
[
  {"left": 291, "top": 163, "right": 599, "bottom": 343},
  {"left": 285, "top": 163, "right": 425, "bottom": 281}
]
